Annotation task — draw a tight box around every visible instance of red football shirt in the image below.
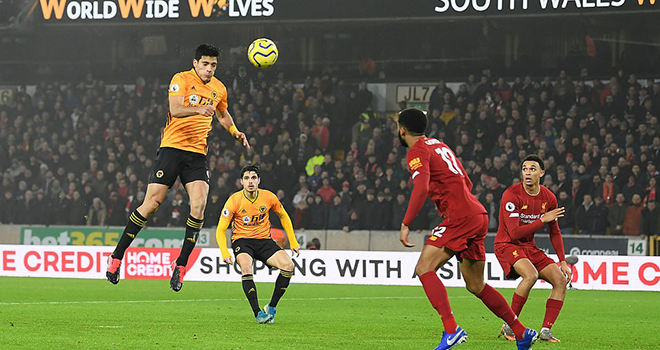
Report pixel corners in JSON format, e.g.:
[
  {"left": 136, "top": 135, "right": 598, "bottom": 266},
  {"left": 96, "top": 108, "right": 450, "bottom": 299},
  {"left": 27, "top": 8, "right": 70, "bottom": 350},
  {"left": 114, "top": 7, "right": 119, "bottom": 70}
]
[
  {"left": 402, "top": 137, "right": 486, "bottom": 226},
  {"left": 495, "top": 183, "right": 566, "bottom": 261}
]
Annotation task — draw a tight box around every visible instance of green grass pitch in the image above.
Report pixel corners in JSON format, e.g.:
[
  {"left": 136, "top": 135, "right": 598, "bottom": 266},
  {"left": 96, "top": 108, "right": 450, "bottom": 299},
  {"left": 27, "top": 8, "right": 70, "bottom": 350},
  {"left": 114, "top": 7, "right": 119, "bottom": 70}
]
[{"left": 0, "top": 277, "right": 658, "bottom": 349}]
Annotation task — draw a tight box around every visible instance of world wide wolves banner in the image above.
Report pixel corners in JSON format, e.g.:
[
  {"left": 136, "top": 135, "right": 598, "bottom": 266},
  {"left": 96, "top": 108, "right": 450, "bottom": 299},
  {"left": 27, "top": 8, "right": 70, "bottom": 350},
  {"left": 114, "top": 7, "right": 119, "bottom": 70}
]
[
  {"left": 1, "top": 245, "right": 659, "bottom": 291},
  {"left": 35, "top": 0, "right": 660, "bottom": 23}
]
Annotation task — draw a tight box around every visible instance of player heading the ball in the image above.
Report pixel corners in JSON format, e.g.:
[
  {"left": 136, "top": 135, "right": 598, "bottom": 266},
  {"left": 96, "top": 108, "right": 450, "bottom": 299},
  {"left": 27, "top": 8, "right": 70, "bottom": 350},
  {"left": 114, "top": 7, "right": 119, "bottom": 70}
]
[{"left": 106, "top": 44, "right": 250, "bottom": 292}]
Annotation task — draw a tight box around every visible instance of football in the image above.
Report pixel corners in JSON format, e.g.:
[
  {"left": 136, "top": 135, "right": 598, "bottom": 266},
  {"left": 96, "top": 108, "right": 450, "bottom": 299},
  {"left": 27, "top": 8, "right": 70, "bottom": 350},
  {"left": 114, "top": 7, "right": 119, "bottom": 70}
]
[{"left": 247, "top": 38, "right": 278, "bottom": 68}]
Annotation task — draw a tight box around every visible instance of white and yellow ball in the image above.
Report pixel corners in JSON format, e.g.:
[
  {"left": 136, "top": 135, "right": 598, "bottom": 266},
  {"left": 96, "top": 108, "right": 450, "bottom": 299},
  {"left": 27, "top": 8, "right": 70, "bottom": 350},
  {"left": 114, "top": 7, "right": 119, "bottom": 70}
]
[{"left": 247, "top": 38, "right": 278, "bottom": 68}]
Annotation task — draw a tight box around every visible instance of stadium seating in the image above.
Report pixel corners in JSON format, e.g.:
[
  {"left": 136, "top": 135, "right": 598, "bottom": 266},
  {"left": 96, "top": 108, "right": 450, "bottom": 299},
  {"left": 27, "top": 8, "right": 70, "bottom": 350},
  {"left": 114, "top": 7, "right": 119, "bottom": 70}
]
[{"left": 1, "top": 70, "right": 659, "bottom": 237}]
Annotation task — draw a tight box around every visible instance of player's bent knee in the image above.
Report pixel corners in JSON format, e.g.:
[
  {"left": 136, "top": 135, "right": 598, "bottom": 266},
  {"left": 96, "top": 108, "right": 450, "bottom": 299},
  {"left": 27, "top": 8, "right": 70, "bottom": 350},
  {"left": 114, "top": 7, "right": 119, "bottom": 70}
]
[
  {"left": 189, "top": 200, "right": 206, "bottom": 215},
  {"left": 465, "top": 281, "right": 485, "bottom": 295},
  {"left": 554, "top": 274, "right": 568, "bottom": 289},
  {"left": 415, "top": 263, "right": 433, "bottom": 277},
  {"left": 281, "top": 260, "right": 294, "bottom": 272},
  {"left": 522, "top": 270, "right": 539, "bottom": 283},
  {"left": 141, "top": 199, "right": 161, "bottom": 216}
]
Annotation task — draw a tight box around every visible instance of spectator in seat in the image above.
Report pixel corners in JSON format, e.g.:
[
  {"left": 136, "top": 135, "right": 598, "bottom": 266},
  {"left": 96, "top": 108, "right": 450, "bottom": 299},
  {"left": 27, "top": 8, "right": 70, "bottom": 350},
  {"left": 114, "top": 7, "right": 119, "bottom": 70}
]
[
  {"left": 557, "top": 190, "right": 575, "bottom": 235},
  {"left": 362, "top": 189, "right": 379, "bottom": 230},
  {"left": 293, "top": 200, "right": 310, "bottom": 230},
  {"left": 644, "top": 177, "right": 658, "bottom": 203},
  {"left": 591, "top": 197, "right": 608, "bottom": 235},
  {"left": 608, "top": 193, "right": 628, "bottom": 235},
  {"left": 375, "top": 191, "right": 392, "bottom": 230},
  {"left": 293, "top": 185, "right": 311, "bottom": 208},
  {"left": 622, "top": 175, "right": 644, "bottom": 203},
  {"left": 316, "top": 178, "right": 337, "bottom": 206},
  {"left": 347, "top": 210, "right": 362, "bottom": 232},
  {"left": 571, "top": 177, "right": 588, "bottom": 207},
  {"left": 86, "top": 197, "right": 107, "bottom": 226},
  {"left": 390, "top": 192, "right": 407, "bottom": 230},
  {"left": 602, "top": 174, "right": 620, "bottom": 206},
  {"left": 14, "top": 190, "right": 36, "bottom": 225},
  {"left": 575, "top": 194, "right": 597, "bottom": 235},
  {"left": 480, "top": 192, "right": 499, "bottom": 232},
  {"left": 309, "top": 195, "right": 327, "bottom": 229},
  {"left": 641, "top": 199, "right": 660, "bottom": 236},
  {"left": 623, "top": 194, "right": 644, "bottom": 236},
  {"left": 33, "top": 190, "right": 51, "bottom": 225},
  {"left": 327, "top": 195, "right": 349, "bottom": 231},
  {"left": 67, "top": 190, "right": 88, "bottom": 225},
  {"left": 107, "top": 191, "right": 127, "bottom": 226}
]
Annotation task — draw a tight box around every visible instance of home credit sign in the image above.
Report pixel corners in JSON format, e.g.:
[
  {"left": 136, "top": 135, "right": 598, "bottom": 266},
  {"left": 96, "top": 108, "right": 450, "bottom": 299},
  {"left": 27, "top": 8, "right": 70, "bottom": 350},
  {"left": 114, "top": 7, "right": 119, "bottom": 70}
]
[{"left": 1, "top": 245, "right": 658, "bottom": 291}]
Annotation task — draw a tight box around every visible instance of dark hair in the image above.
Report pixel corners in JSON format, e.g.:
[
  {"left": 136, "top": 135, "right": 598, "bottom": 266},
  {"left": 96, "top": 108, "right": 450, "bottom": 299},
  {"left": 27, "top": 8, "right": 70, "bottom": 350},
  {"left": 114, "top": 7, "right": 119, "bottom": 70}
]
[
  {"left": 241, "top": 164, "right": 260, "bottom": 178},
  {"left": 521, "top": 154, "right": 545, "bottom": 171},
  {"left": 398, "top": 108, "right": 427, "bottom": 135},
  {"left": 195, "top": 44, "right": 220, "bottom": 60}
]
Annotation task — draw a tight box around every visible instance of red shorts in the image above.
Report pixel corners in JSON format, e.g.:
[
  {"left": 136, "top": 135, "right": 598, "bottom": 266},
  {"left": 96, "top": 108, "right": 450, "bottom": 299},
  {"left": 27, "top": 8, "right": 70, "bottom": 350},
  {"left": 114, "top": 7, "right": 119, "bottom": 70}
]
[
  {"left": 494, "top": 243, "right": 556, "bottom": 279},
  {"left": 425, "top": 213, "right": 488, "bottom": 261}
]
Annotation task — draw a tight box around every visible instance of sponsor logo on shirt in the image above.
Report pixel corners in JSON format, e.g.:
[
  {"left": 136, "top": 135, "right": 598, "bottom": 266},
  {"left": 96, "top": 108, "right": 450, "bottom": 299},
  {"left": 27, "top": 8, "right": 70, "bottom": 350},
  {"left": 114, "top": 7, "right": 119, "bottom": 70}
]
[
  {"left": 520, "top": 213, "right": 542, "bottom": 224},
  {"left": 409, "top": 157, "right": 423, "bottom": 171}
]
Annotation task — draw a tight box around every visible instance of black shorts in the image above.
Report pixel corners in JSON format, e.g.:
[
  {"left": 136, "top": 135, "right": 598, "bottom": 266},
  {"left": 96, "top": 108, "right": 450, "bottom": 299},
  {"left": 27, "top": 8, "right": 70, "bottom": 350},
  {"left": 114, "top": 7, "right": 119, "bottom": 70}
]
[
  {"left": 232, "top": 238, "right": 283, "bottom": 263},
  {"left": 148, "top": 147, "right": 209, "bottom": 188}
]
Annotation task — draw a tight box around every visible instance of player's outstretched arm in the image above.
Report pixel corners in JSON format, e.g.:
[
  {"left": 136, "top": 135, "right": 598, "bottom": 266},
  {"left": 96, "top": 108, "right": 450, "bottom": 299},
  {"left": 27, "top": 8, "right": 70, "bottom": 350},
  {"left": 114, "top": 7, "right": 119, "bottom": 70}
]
[
  {"left": 276, "top": 209, "right": 300, "bottom": 257},
  {"left": 216, "top": 215, "right": 233, "bottom": 265},
  {"left": 169, "top": 95, "right": 215, "bottom": 118},
  {"left": 399, "top": 149, "right": 431, "bottom": 248},
  {"left": 547, "top": 199, "right": 570, "bottom": 279},
  {"left": 500, "top": 191, "right": 566, "bottom": 241},
  {"left": 216, "top": 109, "right": 251, "bottom": 150},
  {"left": 399, "top": 223, "right": 414, "bottom": 247}
]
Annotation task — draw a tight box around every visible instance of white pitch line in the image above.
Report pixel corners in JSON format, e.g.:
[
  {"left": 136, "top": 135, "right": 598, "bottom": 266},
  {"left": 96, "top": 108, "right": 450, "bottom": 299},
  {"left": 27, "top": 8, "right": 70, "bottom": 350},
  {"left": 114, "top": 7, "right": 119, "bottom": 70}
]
[
  {"left": 0, "top": 295, "right": 474, "bottom": 306},
  {"left": 98, "top": 326, "right": 124, "bottom": 329}
]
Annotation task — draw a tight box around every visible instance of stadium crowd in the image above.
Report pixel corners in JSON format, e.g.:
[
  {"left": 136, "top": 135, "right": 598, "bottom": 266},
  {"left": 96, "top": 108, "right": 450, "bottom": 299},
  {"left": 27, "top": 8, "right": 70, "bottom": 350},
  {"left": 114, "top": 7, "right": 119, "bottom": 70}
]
[{"left": 1, "top": 67, "right": 660, "bottom": 237}]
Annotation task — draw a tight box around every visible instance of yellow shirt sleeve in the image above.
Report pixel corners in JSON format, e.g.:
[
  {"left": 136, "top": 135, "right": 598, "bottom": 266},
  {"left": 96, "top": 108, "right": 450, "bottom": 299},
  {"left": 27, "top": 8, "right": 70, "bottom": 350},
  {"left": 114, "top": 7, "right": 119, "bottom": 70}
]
[
  {"left": 272, "top": 193, "right": 299, "bottom": 250},
  {"left": 216, "top": 82, "right": 228, "bottom": 112},
  {"left": 168, "top": 73, "right": 186, "bottom": 97},
  {"left": 215, "top": 197, "right": 236, "bottom": 259}
]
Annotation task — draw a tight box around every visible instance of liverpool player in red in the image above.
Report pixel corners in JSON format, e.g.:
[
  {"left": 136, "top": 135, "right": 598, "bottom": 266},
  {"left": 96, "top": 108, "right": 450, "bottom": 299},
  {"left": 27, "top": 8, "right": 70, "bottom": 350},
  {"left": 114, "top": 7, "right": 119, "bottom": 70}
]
[
  {"left": 397, "top": 108, "right": 538, "bottom": 350},
  {"left": 495, "top": 154, "right": 571, "bottom": 343}
]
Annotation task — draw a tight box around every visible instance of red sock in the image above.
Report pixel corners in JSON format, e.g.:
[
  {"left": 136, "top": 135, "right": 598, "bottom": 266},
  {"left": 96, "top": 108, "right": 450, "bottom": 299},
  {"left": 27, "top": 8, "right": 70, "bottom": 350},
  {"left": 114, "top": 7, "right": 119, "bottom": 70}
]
[
  {"left": 543, "top": 298, "right": 564, "bottom": 329},
  {"left": 419, "top": 271, "right": 457, "bottom": 334},
  {"left": 476, "top": 284, "right": 526, "bottom": 340},
  {"left": 511, "top": 292, "right": 528, "bottom": 316}
]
